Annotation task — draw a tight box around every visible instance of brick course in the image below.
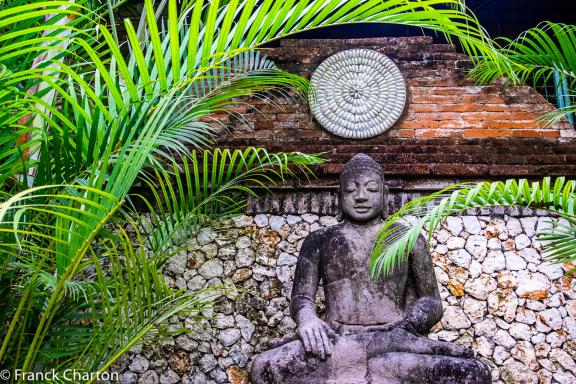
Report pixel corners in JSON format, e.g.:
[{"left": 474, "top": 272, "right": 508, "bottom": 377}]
[{"left": 215, "top": 37, "right": 576, "bottom": 185}]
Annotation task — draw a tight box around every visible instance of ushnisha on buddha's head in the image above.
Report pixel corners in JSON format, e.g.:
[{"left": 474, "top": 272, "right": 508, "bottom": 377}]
[{"left": 338, "top": 153, "right": 387, "bottom": 223}]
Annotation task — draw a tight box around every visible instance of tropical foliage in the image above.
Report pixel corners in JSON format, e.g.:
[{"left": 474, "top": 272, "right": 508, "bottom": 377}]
[
  {"left": 370, "top": 178, "right": 576, "bottom": 277},
  {"left": 0, "top": 0, "right": 508, "bottom": 381},
  {"left": 470, "top": 22, "right": 576, "bottom": 125}
]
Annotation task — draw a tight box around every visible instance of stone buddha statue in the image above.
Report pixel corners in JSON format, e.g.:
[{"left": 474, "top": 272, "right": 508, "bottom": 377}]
[{"left": 251, "top": 154, "right": 491, "bottom": 384}]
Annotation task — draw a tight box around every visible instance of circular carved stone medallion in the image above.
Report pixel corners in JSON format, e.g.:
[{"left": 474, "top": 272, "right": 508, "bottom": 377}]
[{"left": 309, "top": 49, "right": 406, "bottom": 139}]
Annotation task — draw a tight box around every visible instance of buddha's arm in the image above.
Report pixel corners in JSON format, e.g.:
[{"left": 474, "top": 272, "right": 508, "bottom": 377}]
[
  {"left": 290, "top": 232, "right": 334, "bottom": 359},
  {"left": 290, "top": 233, "right": 321, "bottom": 324},
  {"left": 402, "top": 234, "right": 443, "bottom": 335}
]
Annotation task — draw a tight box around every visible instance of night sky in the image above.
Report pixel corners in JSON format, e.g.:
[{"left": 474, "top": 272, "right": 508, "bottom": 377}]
[{"left": 288, "top": 0, "right": 576, "bottom": 41}]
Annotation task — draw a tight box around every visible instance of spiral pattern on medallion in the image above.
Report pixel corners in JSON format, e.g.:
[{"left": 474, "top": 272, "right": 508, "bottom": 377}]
[{"left": 309, "top": 49, "right": 406, "bottom": 139}]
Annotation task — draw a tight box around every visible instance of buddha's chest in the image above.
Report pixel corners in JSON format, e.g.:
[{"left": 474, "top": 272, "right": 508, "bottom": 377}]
[{"left": 319, "top": 228, "right": 409, "bottom": 285}]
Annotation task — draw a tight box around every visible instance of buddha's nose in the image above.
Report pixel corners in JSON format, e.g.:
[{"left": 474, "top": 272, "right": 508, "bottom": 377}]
[{"left": 355, "top": 190, "right": 368, "bottom": 202}]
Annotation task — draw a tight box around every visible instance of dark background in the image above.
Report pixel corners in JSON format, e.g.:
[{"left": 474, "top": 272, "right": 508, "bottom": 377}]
[{"left": 291, "top": 0, "right": 576, "bottom": 41}]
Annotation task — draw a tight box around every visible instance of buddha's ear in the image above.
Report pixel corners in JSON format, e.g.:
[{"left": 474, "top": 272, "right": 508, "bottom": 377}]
[
  {"left": 336, "top": 187, "right": 344, "bottom": 222},
  {"left": 381, "top": 185, "right": 389, "bottom": 219}
]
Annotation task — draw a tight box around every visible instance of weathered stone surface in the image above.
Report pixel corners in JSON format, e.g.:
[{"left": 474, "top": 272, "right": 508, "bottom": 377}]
[
  {"left": 445, "top": 216, "right": 463, "bottom": 236},
  {"left": 513, "top": 343, "right": 538, "bottom": 372},
  {"left": 448, "top": 249, "right": 472, "bottom": 268},
  {"left": 129, "top": 355, "right": 150, "bottom": 374},
  {"left": 465, "top": 275, "right": 497, "bottom": 300},
  {"left": 226, "top": 366, "right": 249, "bottom": 384},
  {"left": 483, "top": 250, "right": 506, "bottom": 273},
  {"left": 463, "top": 216, "right": 482, "bottom": 235},
  {"left": 465, "top": 235, "right": 488, "bottom": 260},
  {"left": 443, "top": 306, "right": 472, "bottom": 330},
  {"left": 538, "top": 262, "right": 564, "bottom": 280},
  {"left": 167, "top": 350, "right": 189, "bottom": 374},
  {"left": 120, "top": 191, "right": 573, "bottom": 384},
  {"left": 254, "top": 214, "right": 269, "bottom": 228},
  {"left": 198, "top": 259, "right": 224, "bottom": 279},
  {"left": 500, "top": 360, "right": 538, "bottom": 384},
  {"left": 138, "top": 371, "right": 159, "bottom": 384},
  {"left": 515, "top": 234, "right": 532, "bottom": 250},
  {"left": 199, "top": 354, "right": 218, "bottom": 372},
  {"left": 516, "top": 271, "right": 551, "bottom": 300},
  {"left": 463, "top": 297, "right": 487, "bottom": 323},
  {"left": 539, "top": 308, "right": 563, "bottom": 330},
  {"left": 218, "top": 328, "right": 241, "bottom": 347},
  {"left": 159, "top": 369, "right": 180, "bottom": 384},
  {"left": 505, "top": 251, "right": 527, "bottom": 271},
  {"left": 120, "top": 371, "right": 138, "bottom": 384},
  {"left": 235, "top": 315, "right": 255, "bottom": 341}
]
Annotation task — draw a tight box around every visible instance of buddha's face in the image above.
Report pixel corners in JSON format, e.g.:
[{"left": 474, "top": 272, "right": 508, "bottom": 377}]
[{"left": 341, "top": 170, "right": 384, "bottom": 223}]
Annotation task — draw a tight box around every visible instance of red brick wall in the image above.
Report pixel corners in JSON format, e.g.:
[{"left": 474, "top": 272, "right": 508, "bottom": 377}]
[{"left": 215, "top": 37, "right": 576, "bottom": 186}]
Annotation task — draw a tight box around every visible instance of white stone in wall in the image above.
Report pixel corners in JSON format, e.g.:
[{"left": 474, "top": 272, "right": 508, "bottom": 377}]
[
  {"left": 469, "top": 260, "right": 483, "bottom": 278},
  {"left": 493, "top": 329, "right": 516, "bottom": 349},
  {"left": 253, "top": 214, "right": 269, "bottom": 228},
  {"left": 539, "top": 308, "right": 563, "bottom": 330},
  {"left": 509, "top": 323, "right": 533, "bottom": 341},
  {"left": 465, "top": 275, "right": 497, "bottom": 300},
  {"left": 463, "top": 297, "right": 486, "bottom": 323},
  {"left": 119, "top": 210, "right": 576, "bottom": 384},
  {"left": 198, "top": 259, "right": 224, "bottom": 279},
  {"left": 476, "top": 336, "right": 495, "bottom": 358},
  {"left": 550, "top": 348, "right": 576, "bottom": 372},
  {"left": 474, "top": 318, "right": 498, "bottom": 337},
  {"left": 492, "top": 346, "right": 510, "bottom": 365},
  {"left": 463, "top": 216, "right": 482, "bottom": 235},
  {"left": 516, "top": 271, "right": 551, "bottom": 300},
  {"left": 483, "top": 250, "right": 506, "bottom": 274},
  {"left": 487, "top": 237, "right": 501, "bottom": 250},
  {"left": 435, "top": 229, "right": 451, "bottom": 243},
  {"left": 442, "top": 306, "right": 472, "bottom": 329},
  {"left": 465, "top": 235, "right": 488, "bottom": 260},
  {"left": 446, "top": 236, "right": 465, "bottom": 250},
  {"left": 554, "top": 370, "right": 576, "bottom": 384},
  {"left": 447, "top": 249, "right": 472, "bottom": 268},
  {"left": 269, "top": 216, "right": 286, "bottom": 231},
  {"left": 516, "top": 307, "right": 537, "bottom": 325},
  {"left": 511, "top": 340, "right": 539, "bottom": 371},
  {"left": 519, "top": 217, "right": 537, "bottom": 237},
  {"left": 301, "top": 213, "right": 319, "bottom": 224},
  {"left": 506, "top": 218, "right": 523, "bottom": 237},
  {"left": 515, "top": 234, "right": 532, "bottom": 250},
  {"left": 236, "top": 315, "right": 255, "bottom": 341},
  {"left": 444, "top": 217, "right": 463, "bottom": 236},
  {"left": 197, "top": 227, "right": 217, "bottom": 245},
  {"left": 505, "top": 251, "right": 527, "bottom": 271},
  {"left": 164, "top": 252, "right": 188, "bottom": 276},
  {"left": 538, "top": 262, "right": 564, "bottom": 280}
]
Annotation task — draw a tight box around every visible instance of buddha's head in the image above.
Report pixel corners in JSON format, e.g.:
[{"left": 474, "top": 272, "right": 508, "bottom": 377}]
[{"left": 338, "top": 153, "right": 387, "bottom": 223}]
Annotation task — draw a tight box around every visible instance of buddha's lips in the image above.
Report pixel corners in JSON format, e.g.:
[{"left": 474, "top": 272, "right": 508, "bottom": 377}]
[{"left": 354, "top": 206, "right": 371, "bottom": 212}]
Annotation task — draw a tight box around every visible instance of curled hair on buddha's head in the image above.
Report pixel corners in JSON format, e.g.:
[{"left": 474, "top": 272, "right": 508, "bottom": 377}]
[{"left": 337, "top": 153, "right": 388, "bottom": 222}]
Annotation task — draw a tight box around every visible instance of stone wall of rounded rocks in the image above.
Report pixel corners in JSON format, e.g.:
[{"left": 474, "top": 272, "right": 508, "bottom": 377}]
[{"left": 113, "top": 211, "right": 576, "bottom": 384}]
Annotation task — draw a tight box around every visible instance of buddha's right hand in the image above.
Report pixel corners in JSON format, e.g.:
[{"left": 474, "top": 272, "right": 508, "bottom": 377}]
[{"left": 297, "top": 316, "right": 336, "bottom": 360}]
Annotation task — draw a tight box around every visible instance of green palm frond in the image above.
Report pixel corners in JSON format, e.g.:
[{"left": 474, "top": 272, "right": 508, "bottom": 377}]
[
  {"left": 537, "top": 215, "right": 576, "bottom": 265},
  {"left": 0, "top": 184, "right": 121, "bottom": 369},
  {"left": 131, "top": 148, "right": 323, "bottom": 261},
  {"left": 371, "top": 177, "right": 576, "bottom": 277},
  {"left": 471, "top": 22, "right": 576, "bottom": 85},
  {"left": 0, "top": 0, "right": 510, "bottom": 380},
  {"left": 470, "top": 22, "right": 576, "bottom": 125},
  {"left": 2, "top": 0, "right": 501, "bottom": 191}
]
